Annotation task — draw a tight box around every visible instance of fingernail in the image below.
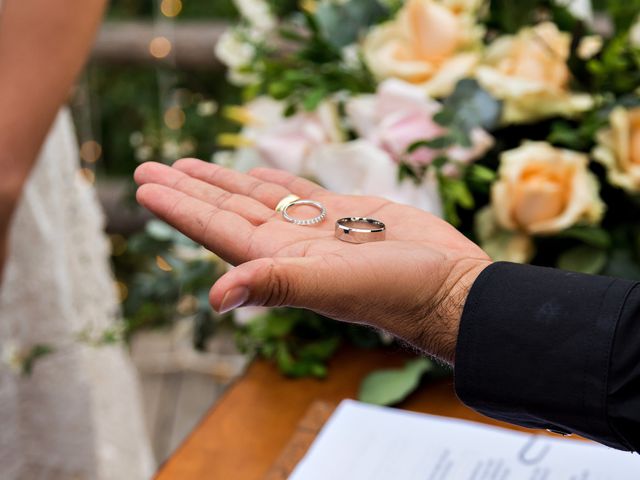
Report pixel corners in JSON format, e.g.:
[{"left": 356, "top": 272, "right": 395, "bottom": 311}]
[{"left": 219, "top": 286, "right": 250, "bottom": 314}]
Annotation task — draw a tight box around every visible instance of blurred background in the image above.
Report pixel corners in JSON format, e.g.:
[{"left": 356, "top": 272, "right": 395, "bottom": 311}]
[{"left": 77, "top": 0, "right": 245, "bottom": 464}]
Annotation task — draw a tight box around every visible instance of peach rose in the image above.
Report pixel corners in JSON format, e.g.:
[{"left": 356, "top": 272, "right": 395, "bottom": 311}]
[
  {"left": 593, "top": 106, "right": 640, "bottom": 193},
  {"left": 491, "top": 142, "right": 604, "bottom": 235},
  {"left": 476, "top": 22, "right": 593, "bottom": 124},
  {"left": 362, "top": 0, "right": 483, "bottom": 97}
]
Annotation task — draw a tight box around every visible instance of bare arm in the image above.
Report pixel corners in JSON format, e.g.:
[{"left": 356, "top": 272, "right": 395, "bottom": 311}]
[{"left": 0, "top": 0, "right": 107, "bottom": 272}]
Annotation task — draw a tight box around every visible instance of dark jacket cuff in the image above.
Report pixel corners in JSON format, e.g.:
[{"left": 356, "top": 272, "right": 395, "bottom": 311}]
[{"left": 454, "top": 262, "right": 636, "bottom": 450}]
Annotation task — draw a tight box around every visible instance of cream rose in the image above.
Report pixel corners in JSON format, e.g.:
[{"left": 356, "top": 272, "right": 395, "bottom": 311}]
[
  {"left": 363, "top": 0, "right": 483, "bottom": 97},
  {"left": 491, "top": 142, "right": 604, "bottom": 235},
  {"left": 593, "top": 106, "right": 640, "bottom": 193},
  {"left": 476, "top": 22, "right": 593, "bottom": 124}
]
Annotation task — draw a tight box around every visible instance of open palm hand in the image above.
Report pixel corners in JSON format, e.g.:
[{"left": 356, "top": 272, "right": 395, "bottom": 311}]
[{"left": 135, "top": 159, "right": 490, "bottom": 362}]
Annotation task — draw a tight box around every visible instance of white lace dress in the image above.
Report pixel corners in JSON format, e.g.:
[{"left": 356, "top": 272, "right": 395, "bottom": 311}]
[{"left": 0, "top": 110, "right": 154, "bottom": 479}]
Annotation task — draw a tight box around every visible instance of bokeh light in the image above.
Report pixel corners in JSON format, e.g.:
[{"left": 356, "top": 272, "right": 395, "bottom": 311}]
[
  {"left": 164, "top": 106, "right": 186, "bottom": 130},
  {"left": 160, "top": 0, "right": 183, "bottom": 18},
  {"left": 149, "top": 36, "right": 172, "bottom": 59},
  {"left": 80, "top": 140, "right": 102, "bottom": 163}
]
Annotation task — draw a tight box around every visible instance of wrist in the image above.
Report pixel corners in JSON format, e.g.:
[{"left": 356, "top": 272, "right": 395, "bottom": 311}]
[{"left": 416, "top": 258, "right": 492, "bottom": 365}]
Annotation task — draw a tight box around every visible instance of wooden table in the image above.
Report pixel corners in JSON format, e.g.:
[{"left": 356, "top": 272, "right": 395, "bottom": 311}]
[{"left": 155, "top": 347, "right": 553, "bottom": 479}]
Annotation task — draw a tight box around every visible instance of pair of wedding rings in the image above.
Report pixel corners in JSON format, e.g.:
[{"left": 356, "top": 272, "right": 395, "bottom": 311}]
[{"left": 275, "top": 194, "right": 386, "bottom": 244}]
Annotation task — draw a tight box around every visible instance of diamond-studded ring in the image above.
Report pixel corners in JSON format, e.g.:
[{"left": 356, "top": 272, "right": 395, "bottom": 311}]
[{"left": 281, "top": 199, "right": 327, "bottom": 226}]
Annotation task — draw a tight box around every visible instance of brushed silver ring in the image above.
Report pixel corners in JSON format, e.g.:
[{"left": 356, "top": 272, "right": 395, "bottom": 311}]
[
  {"left": 335, "top": 217, "right": 386, "bottom": 244},
  {"left": 282, "top": 199, "right": 327, "bottom": 226}
]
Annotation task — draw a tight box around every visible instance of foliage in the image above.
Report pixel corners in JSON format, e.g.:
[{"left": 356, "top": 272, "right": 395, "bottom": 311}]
[
  {"left": 236, "top": 308, "right": 384, "bottom": 378},
  {"left": 359, "top": 359, "right": 450, "bottom": 406},
  {"left": 116, "top": 220, "right": 230, "bottom": 349}
]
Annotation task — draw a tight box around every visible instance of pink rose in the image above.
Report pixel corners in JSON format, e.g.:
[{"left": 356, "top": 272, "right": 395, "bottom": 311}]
[{"left": 346, "top": 79, "right": 493, "bottom": 168}]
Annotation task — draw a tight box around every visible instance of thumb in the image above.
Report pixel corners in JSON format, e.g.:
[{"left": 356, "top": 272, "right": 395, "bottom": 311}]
[{"left": 210, "top": 256, "right": 329, "bottom": 314}]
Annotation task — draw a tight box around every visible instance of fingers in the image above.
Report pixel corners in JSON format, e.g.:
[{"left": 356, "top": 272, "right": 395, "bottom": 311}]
[
  {"left": 210, "top": 256, "right": 330, "bottom": 313},
  {"left": 136, "top": 183, "right": 255, "bottom": 264},
  {"left": 134, "top": 162, "right": 275, "bottom": 225},
  {"left": 172, "top": 158, "right": 295, "bottom": 209},
  {"left": 248, "top": 167, "right": 328, "bottom": 199}
]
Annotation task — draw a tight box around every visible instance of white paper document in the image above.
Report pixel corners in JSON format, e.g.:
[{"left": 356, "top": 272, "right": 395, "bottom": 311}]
[{"left": 289, "top": 400, "right": 640, "bottom": 480}]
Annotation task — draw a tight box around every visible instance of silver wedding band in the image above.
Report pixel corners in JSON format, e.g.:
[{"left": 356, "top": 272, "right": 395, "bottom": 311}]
[
  {"left": 335, "top": 217, "right": 386, "bottom": 244},
  {"left": 282, "top": 199, "right": 327, "bottom": 226}
]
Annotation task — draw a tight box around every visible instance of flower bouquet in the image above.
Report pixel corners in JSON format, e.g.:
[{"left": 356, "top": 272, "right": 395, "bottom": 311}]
[{"left": 214, "top": 0, "right": 640, "bottom": 403}]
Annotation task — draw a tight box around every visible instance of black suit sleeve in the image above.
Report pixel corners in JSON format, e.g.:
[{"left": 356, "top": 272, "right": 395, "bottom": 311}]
[{"left": 454, "top": 261, "right": 640, "bottom": 451}]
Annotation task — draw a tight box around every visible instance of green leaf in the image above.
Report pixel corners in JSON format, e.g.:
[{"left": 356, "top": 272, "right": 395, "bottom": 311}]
[
  {"left": 275, "top": 341, "right": 296, "bottom": 374},
  {"left": 557, "top": 227, "right": 612, "bottom": 249},
  {"left": 434, "top": 79, "right": 502, "bottom": 138},
  {"left": 302, "top": 88, "right": 327, "bottom": 111},
  {"left": 408, "top": 136, "right": 456, "bottom": 152},
  {"left": 557, "top": 245, "right": 608, "bottom": 274},
  {"left": 22, "top": 344, "right": 55, "bottom": 376},
  {"left": 439, "top": 176, "right": 475, "bottom": 218},
  {"left": 467, "top": 164, "right": 497, "bottom": 184},
  {"left": 298, "top": 337, "right": 341, "bottom": 361},
  {"left": 359, "top": 358, "right": 433, "bottom": 406},
  {"left": 315, "top": 0, "right": 389, "bottom": 49}
]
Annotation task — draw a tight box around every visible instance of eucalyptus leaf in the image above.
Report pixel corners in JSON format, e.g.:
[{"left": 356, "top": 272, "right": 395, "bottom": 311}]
[
  {"left": 434, "top": 79, "right": 502, "bottom": 138},
  {"left": 557, "top": 245, "right": 608, "bottom": 274},
  {"left": 315, "top": 0, "right": 389, "bottom": 49},
  {"left": 359, "top": 358, "right": 433, "bottom": 406}
]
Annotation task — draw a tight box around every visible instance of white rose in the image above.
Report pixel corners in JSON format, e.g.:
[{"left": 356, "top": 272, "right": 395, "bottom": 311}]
[
  {"left": 233, "top": 0, "right": 277, "bottom": 32},
  {"left": 307, "top": 140, "right": 443, "bottom": 215},
  {"left": 215, "top": 28, "right": 259, "bottom": 86},
  {"left": 224, "top": 97, "right": 343, "bottom": 176}
]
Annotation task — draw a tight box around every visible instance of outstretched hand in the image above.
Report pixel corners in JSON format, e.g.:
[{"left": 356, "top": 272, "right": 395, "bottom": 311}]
[{"left": 134, "top": 159, "right": 491, "bottom": 363}]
